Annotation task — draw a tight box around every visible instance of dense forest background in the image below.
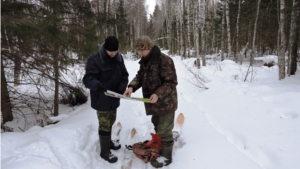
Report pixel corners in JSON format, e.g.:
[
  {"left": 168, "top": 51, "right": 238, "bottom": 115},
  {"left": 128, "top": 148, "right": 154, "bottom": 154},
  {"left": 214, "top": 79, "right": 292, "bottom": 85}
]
[{"left": 1, "top": 0, "right": 300, "bottom": 130}]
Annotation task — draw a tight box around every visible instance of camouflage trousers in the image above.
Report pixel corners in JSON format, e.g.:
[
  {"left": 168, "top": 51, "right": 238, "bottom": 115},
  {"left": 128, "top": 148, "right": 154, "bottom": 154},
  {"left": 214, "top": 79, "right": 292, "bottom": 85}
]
[
  {"left": 96, "top": 110, "right": 117, "bottom": 132},
  {"left": 151, "top": 113, "right": 175, "bottom": 146}
]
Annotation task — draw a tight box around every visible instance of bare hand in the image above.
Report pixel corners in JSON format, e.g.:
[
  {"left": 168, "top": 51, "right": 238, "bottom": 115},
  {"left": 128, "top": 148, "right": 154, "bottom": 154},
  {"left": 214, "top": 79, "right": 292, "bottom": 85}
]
[
  {"left": 124, "top": 87, "right": 133, "bottom": 97},
  {"left": 149, "top": 94, "right": 158, "bottom": 103}
]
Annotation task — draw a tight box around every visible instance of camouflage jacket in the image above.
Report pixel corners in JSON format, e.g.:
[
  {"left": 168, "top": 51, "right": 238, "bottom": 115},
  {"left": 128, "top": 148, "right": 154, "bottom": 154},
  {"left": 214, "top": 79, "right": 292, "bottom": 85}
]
[{"left": 129, "top": 46, "right": 178, "bottom": 115}]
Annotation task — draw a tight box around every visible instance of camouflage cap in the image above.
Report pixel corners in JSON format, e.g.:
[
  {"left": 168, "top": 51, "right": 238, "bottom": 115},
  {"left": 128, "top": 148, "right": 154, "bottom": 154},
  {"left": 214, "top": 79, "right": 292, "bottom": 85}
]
[{"left": 135, "top": 35, "right": 154, "bottom": 50}]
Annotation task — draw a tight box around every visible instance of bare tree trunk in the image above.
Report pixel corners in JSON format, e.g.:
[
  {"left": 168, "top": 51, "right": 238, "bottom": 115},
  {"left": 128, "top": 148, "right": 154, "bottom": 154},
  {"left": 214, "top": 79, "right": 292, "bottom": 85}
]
[
  {"left": 194, "top": 0, "right": 200, "bottom": 68},
  {"left": 104, "top": 0, "right": 108, "bottom": 37},
  {"left": 166, "top": 1, "right": 172, "bottom": 52},
  {"left": 13, "top": 53, "right": 21, "bottom": 86},
  {"left": 277, "top": 0, "right": 280, "bottom": 56},
  {"left": 130, "top": 21, "right": 133, "bottom": 50},
  {"left": 212, "top": 0, "right": 216, "bottom": 54},
  {"left": 5, "top": 29, "right": 21, "bottom": 87},
  {"left": 96, "top": 0, "right": 100, "bottom": 14},
  {"left": 225, "top": 0, "right": 232, "bottom": 58},
  {"left": 95, "top": 0, "right": 101, "bottom": 38},
  {"left": 53, "top": 48, "right": 59, "bottom": 117},
  {"left": 136, "top": 17, "right": 140, "bottom": 39},
  {"left": 177, "top": 19, "right": 181, "bottom": 55},
  {"left": 183, "top": 0, "right": 187, "bottom": 58},
  {"left": 187, "top": 0, "right": 191, "bottom": 58},
  {"left": 250, "top": 0, "right": 261, "bottom": 66},
  {"left": 53, "top": 0, "right": 59, "bottom": 117},
  {"left": 240, "top": 43, "right": 249, "bottom": 65},
  {"left": 278, "top": 0, "right": 286, "bottom": 80},
  {"left": 235, "top": 0, "right": 241, "bottom": 63},
  {"left": 221, "top": 2, "right": 225, "bottom": 61},
  {"left": 168, "top": 20, "right": 172, "bottom": 53},
  {"left": 178, "top": 0, "right": 183, "bottom": 56},
  {"left": 200, "top": 0, "right": 206, "bottom": 66},
  {"left": 1, "top": 59, "right": 13, "bottom": 123},
  {"left": 201, "top": 25, "right": 206, "bottom": 66},
  {"left": 287, "top": 0, "right": 300, "bottom": 76},
  {"left": 114, "top": 0, "right": 118, "bottom": 38}
]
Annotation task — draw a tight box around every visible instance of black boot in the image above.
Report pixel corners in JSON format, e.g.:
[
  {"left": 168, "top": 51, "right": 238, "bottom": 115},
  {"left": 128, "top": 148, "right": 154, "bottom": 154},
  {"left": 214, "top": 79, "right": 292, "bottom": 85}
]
[
  {"left": 99, "top": 135, "right": 118, "bottom": 163},
  {"left": 150, "top": 145, "right": 173, "bottom": 168}
]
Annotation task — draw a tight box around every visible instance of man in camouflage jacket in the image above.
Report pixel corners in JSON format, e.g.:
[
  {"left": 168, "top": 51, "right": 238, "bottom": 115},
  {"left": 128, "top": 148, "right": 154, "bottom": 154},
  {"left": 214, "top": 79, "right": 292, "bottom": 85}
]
[{"left": 124, "top": 35, "right": 178, "bottom": 168}]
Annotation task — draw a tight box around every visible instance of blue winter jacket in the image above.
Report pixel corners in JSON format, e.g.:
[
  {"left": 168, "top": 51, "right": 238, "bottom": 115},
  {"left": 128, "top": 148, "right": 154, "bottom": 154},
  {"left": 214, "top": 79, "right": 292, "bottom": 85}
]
[{"left": 83, "top": 43, "right": 129, "bottom": 111}]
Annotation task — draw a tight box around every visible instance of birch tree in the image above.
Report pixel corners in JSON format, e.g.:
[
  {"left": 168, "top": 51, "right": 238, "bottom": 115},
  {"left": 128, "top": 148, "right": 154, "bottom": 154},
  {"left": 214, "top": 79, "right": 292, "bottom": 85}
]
[
  {"left": 211, "top": 0, "right": 217, "bottom": 54},
  {"left": 250, "top": 0, "right": 261, "bottom": 66},
  {"left": 225, "top": 0, "right": 232, "bottom": 58},
  {"left": 165, "top": 0, "right": 172, "bottom": 52},
  {"left": 200, "top": 0, "right": 206, "bottom": 66},
  {"left": 182, "top": 0, "right": 187, "bottom": 58},
  {"left": 187, "top": 0, "right": 191, "bottom": 58},
  {"left": 221, "top": 2, "right": 225, "bottom": 61},
  {"left": 278, "top": 0, "right": 286, "bottom": 80},
  {"left": 194, "top": 0, "right": 200, "bottom": 68},
  {"left": 176, "top": 0, "right": 183, "bottom": 55},
  {"left": 235, "top": 0, "right": 241, "bottom": 63}
]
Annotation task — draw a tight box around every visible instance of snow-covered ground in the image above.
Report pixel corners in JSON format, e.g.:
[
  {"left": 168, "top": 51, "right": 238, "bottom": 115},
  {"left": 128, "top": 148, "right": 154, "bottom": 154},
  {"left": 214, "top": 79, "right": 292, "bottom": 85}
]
[{"left": 2, "top": 54, "right": 300, "bottom": 169}]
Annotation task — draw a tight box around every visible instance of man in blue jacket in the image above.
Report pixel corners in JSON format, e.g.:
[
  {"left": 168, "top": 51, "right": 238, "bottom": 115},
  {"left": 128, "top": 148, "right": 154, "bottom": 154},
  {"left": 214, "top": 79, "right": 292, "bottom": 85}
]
[{"left": 83, "top": 36, "right": 129, "bottom": 163}]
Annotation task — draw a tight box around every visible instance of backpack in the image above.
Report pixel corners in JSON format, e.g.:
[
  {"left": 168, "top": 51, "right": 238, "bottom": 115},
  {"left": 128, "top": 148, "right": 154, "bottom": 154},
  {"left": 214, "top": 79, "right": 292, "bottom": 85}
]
[{"left": 126, "top": 133, "right": 162, "bottom": 163}]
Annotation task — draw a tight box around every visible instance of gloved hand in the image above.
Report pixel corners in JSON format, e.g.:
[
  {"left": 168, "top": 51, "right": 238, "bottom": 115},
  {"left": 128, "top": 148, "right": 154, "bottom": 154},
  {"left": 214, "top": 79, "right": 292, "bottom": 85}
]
[{"left": 97, "top": 83, "right": 107, "bottom": 92}]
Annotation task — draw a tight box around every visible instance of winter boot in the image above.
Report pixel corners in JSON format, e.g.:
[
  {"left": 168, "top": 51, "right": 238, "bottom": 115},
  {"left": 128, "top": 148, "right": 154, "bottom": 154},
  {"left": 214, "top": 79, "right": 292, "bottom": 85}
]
[
  {"left": 99, "top": 135, "right": 118, "bottom": 163},
  {"left": 150, "top": 145, "right": 173, "bottom": 168}
]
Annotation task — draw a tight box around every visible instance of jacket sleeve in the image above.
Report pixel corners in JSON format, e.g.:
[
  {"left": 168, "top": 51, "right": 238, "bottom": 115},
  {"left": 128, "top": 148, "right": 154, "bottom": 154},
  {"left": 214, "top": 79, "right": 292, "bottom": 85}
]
[
  {"left": 118, "top": 56, "right": 129, "bottom": 94},
  {"left": 128, "top": 65, "right": 143, "bottom": 92},
  {"left": 154, "top": 58, "right": 178, "bottom": 99},
  {"left": 82, "top": 57, "right": 101, "bottom": 91}
]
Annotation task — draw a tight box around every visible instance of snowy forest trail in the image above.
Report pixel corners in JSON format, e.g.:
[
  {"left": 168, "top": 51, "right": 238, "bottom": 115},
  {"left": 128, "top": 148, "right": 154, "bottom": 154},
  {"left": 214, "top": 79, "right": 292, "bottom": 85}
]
[{"left": 2, "top": 56, "right": 300, "bottom": 169}]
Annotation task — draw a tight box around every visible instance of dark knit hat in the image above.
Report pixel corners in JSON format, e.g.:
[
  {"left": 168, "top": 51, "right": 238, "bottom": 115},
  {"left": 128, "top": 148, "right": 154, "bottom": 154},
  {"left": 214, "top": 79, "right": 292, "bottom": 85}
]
[
  {"left": 135, "top": 35, "right": 154, "bottom": 50},
  {"left": 104, "top": 36, "right": 119, "bottom": 51}
]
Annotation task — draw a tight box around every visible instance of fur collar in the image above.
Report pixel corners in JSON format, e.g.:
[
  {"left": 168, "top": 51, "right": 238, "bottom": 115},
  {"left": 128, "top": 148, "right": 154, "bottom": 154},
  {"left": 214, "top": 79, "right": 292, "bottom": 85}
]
[
  {"left": 139, "top": 45, "right": 161, "bottom": 65},
  {"left": 99, "top": 43, "right": 122, "bottom": 64}
]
